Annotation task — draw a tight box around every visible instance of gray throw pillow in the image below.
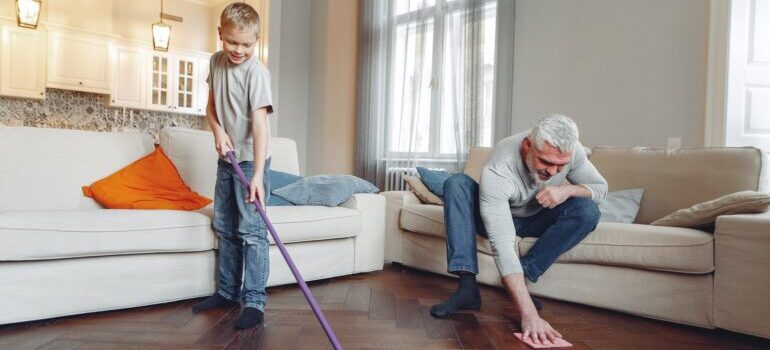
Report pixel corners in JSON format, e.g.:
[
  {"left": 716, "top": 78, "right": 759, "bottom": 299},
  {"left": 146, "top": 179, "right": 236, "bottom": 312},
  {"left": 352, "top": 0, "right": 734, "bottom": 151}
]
[
  {"left": 598, "top": 189, "right": 644, "bottom": 223},
  {"left": 272, "top": 175, "right": 379, "bottom": 207}
]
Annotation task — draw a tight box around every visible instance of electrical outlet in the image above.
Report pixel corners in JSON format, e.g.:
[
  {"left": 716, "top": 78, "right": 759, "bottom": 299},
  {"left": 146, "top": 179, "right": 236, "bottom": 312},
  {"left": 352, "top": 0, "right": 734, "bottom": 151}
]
[{"left": 667, "top": 137, "right": 682, "bottom": 150}]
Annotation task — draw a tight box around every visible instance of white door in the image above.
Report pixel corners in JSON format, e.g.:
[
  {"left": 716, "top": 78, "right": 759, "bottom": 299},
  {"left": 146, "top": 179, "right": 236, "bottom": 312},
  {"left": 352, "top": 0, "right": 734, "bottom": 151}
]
[
  {"left": 196, "top": 56, "right": 210, "bottom": 116},
  {"left": 173, "top": 56, "right": 197, "bottom": 115},
  {"left": 1, "top": 25, "right": 46, "bottom": 99},
  {"left": 148, "top": 53, "right": 173, "bottom": 111},
  {"left": 110, "top": 46, "right": 146, "bottom": 108},
  {"left": 47, "top": 31, "right": 111, "bottom": 93},
  {"left": 726, "top": 0, "right": 770, "bottom": 189}
]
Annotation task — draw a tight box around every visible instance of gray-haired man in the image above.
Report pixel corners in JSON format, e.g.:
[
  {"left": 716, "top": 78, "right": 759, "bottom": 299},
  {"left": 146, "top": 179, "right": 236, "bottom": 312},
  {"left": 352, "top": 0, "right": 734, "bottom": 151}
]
[{"left": 430, "top": 114, "right": 607, "bottom": 346}]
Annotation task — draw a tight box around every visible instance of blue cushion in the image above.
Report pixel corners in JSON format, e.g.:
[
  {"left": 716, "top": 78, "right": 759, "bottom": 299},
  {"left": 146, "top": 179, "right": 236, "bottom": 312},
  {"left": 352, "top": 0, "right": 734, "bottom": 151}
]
[
  {"left": 267, "top": 170, "right": 302, "bottom": 206},
  {"left": 272, "top": 175, "right": 379, "bottom": 207},
  {"left": 599, "top": 189, "right": 644, "bottom": 223},
  {"left": 416, "top": 167, "right": 452, "bottom": 198}
]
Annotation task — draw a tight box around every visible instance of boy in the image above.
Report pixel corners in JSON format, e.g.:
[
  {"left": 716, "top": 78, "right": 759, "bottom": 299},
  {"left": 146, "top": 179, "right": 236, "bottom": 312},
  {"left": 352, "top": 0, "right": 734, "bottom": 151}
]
[{"left": 191, "top": 3, "right": 274, "bottom": 330}]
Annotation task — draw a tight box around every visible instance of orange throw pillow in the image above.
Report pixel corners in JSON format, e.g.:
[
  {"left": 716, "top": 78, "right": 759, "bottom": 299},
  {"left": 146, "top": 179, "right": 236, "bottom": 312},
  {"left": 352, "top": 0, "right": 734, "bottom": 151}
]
[{"left": 82, "top": 146, "right": 212, "bottom": 210}]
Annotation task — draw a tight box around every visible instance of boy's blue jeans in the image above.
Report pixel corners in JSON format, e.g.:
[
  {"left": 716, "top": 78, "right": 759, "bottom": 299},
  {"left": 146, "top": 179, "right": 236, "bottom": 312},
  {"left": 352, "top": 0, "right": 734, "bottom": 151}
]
[
  {"left": 213, "top": 157, "right": 271, "bottom": 310},
  {"left": 443, "top": 174, "right": 600, "bottom": 282}
]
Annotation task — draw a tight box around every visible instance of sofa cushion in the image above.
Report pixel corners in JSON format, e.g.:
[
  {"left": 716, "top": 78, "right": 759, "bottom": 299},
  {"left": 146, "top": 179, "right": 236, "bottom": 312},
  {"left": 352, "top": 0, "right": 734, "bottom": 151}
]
[
  {"left": 272, "top": 175, "right": 378, "bottom": 207},
  {"left": 519, "top": 222, "right": 714, "bottom": 274},
  {"left": 463, "top": 147, "right": 493, "bottom": 182},
  {"left": 0, "top": 126, "right": 155, "bottom": 212},
  {"left": 400, "top": 204, "right": 494, "bottom": 255},
  {"left": 158, "top": 127, "right": 300, "bottom": 199},
  {"left": 0, "top": 210, "right": 215, "bottom": 261},
  {"left": 195, "top": 205, "right": 361, "bottom": 244},
  {"left": 598, "top": 188, "right": 644, "bottom": 223},
  {"left": 82, "top": 147, "right": 212, "bottom": 210},
  {"left": 650, "top": 190, "right": 770, "bottom": 229},
  {"left": 590, "top": 146, "right": 763, "bottom": 224},
  {"left": 404, "top": 175, "right": 443, "bottom": 205},
  {"left": 416, "top": 167, "right": 451, "bottom": 198},
  {"left": 400, "top": 204, "right": 713, "bottom": 274}
]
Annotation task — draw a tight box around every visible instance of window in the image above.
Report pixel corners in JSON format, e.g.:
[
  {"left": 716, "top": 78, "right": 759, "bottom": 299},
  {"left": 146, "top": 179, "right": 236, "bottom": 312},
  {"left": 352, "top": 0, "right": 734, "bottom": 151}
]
[{"left": 387, "top": 0, "right": 497, "bottom": 159}]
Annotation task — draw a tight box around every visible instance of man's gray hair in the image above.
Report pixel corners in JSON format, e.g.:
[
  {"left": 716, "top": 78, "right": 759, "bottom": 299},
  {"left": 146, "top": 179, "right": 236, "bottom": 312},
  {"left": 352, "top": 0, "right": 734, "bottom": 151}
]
[{"left": 529, "top": 114, "right": 579, "bottom": 153}]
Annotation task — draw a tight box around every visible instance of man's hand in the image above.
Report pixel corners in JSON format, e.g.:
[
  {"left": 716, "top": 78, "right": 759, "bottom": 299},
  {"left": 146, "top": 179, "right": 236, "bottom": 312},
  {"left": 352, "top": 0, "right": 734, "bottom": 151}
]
[
  {"left": 248, "top": 174, "right": 266, "bottom": 208},
  {"left": 501, "top": 273, "right": 563, "bottom": 347},
  {"left": 214, "top": 129, "right": 234, "bottom": 158},
  {"left": 521, "top": 312, "right": 562, "bottom": 346},
  {"left": 535, "top": 185, "right": 572, "bottom": 209}
]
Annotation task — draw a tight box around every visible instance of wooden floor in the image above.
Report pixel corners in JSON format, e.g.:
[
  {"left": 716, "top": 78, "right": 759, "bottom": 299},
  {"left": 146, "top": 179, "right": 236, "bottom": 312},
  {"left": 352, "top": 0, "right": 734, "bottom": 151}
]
[{"left": 1, "top": 264, "right": 768, "bottom": 350}]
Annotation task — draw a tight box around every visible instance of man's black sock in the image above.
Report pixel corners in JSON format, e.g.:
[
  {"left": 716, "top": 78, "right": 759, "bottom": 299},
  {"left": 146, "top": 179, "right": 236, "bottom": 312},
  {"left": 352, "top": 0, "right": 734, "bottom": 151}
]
[
  {"left": 191, "top": 294, "right": 237, "bottom": 313},
  {"left": 430, "top": 273, "right": 481, "bottom": 318},
  {"left": 234, "top": 307, "right": 264, "bottom": 329}
]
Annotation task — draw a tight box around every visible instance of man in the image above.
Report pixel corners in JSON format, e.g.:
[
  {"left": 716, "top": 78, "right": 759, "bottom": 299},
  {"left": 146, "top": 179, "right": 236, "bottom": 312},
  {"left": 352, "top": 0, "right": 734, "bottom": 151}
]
[{"left": 430, "top": 114, "right": 607, "bottom": 346}]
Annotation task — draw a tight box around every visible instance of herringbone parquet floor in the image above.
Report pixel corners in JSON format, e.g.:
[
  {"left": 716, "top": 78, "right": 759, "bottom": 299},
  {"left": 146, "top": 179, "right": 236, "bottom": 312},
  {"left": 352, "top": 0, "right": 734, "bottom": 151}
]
[{"left": 1, "top": 264, "right": 768, "bottom": 350}]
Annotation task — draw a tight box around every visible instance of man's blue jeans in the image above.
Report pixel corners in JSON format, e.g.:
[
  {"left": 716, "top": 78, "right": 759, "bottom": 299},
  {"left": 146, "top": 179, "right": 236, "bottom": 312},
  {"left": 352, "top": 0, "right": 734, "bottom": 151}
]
[
  {"left": 213, "top": 158, "right": 271, "bottom": 310},
  {"left": 443, "top": 173, "right": 600, "bottom": 282}
]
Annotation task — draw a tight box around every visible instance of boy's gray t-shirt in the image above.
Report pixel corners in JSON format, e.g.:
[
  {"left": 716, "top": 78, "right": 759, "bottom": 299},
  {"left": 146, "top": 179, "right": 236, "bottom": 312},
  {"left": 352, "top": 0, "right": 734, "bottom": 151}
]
[{"left": 208, "top": 51, "right": 274, "bottom": 162}]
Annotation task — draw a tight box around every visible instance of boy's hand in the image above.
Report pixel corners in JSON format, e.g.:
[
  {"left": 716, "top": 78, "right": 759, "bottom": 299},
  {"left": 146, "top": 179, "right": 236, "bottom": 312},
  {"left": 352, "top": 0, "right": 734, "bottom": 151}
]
[
  {"left": 248, "top": 174, "right": 266, "bottom": 208},
  {"left": 214, "top": 130, "right": 234, "bottom": 158}
]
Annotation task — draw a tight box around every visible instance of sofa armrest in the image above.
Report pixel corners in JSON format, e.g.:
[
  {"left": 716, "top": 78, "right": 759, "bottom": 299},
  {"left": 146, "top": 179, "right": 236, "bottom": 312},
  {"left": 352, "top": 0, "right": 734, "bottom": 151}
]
[
  {"left": 380, "top": 191, "right": 422, "bottom": 263},
  {"left": 340, "top": 193, "right": 386, "bottom": 273},
  {"left": 714, "top": 212, "right": 770, "bottom": 338}
]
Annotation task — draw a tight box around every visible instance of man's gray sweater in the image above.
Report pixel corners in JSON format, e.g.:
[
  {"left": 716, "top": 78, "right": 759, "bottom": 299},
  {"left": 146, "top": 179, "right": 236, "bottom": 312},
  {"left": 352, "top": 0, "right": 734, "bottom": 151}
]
[{"left": 479, "top": 131, "right": 608, "bottom": 277}]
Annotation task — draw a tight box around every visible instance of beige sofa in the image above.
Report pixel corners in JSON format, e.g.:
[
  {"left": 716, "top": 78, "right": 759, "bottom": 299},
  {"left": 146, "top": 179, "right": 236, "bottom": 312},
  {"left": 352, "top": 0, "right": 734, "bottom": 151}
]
[
  {"left": 0, "top": 126, "right": 385, "bottom": 325},
  {"left": 383, "top": 146, "right": 770, "bottom": 339}
]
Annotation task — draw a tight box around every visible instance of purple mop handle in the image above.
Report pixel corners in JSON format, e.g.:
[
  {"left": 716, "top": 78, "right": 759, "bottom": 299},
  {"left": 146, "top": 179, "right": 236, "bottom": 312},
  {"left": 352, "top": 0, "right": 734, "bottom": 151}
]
[{"left": 225, "top": 151, "right": 343, "bottom": 350}]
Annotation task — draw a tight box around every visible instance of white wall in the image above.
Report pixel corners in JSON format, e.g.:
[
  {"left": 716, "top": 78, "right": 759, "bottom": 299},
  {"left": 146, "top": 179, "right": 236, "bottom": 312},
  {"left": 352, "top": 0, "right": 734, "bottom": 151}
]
[
  {"left": 305, "top": 0, "right": 358, "bottom": 176},
  {"left": 511, "top": 0, "right": 709, "bottom": 148},
  {"left": 275, "top": 0, "right": 358, "bottom": 176},
  {"left": 277, "top": 0, "right": 311, "bottom": 174},
  {"left": 113, "top": 0, "right": 213, "bottom": 52},
  {"left": 271, "top": 0, "right": 711, "bottom": 175}
]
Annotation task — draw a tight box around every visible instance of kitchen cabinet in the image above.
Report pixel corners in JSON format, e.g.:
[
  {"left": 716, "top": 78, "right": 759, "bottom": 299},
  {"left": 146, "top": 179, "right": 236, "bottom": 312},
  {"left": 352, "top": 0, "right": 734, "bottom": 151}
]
[
  {"left": 0, "top": 25, "right": 46, "bottom": 99},
  {"left": 47, "top": 31, "right": 111, "bottom": 94}
]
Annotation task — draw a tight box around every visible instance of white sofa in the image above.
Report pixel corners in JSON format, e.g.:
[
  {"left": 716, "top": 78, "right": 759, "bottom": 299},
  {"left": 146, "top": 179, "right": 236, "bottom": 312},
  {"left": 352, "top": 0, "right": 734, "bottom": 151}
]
[
  {"left": 383, "top": 146, "right": 770, "bottom": 339},
  {"left": 0, "top": 126, "right": 385, "bottom": 325}
]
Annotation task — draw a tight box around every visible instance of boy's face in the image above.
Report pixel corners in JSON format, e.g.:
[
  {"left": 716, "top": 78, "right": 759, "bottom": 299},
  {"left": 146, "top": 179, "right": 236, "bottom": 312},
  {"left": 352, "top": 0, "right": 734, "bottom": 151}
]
[{"left": 218, "top": 24, "right": 259, "bottom": 65}]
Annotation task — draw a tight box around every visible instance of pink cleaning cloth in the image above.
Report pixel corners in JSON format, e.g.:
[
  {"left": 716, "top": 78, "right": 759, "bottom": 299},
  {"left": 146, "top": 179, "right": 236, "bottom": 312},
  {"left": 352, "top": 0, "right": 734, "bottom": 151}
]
[{"left": 514, "top": 333, "right": 573, "bottom": 348}]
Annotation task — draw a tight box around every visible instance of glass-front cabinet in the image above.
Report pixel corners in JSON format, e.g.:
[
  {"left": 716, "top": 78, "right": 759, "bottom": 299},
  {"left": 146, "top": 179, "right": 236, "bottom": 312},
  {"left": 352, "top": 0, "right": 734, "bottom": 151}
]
[
  {"left": 148, "top": 53, "right": 171, "bottom": 111},
  {"left": 174, "top": 57, "right": 197, "bottom": 114},
  {"left": 147, "top": 53, "right": 199, "bottom": 114}
]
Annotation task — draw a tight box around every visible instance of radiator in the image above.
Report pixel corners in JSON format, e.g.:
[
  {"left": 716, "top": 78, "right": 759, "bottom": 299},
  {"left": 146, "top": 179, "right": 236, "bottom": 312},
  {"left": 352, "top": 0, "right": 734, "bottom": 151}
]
[{"left": 385, "top": 166, "right": 419, "bottom": 191}]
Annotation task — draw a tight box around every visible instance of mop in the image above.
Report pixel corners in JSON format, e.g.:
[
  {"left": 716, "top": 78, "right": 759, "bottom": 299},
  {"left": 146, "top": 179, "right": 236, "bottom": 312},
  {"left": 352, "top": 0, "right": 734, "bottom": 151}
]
[{"left": 226, "top": 151, "right": 343, "bottom": 350}]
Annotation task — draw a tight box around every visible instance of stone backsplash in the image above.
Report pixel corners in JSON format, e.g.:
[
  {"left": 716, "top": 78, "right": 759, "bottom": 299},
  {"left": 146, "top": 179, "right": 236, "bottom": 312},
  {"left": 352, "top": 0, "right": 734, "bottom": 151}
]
[{"left": 0, "top": 89, "right": 207, "bottom": 142}]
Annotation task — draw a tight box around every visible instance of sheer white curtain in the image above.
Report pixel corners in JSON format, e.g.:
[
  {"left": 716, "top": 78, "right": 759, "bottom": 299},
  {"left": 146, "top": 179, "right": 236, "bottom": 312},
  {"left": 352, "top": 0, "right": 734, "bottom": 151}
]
[{"left": 357, "top": 0, "right": 505, "bottom": 190}]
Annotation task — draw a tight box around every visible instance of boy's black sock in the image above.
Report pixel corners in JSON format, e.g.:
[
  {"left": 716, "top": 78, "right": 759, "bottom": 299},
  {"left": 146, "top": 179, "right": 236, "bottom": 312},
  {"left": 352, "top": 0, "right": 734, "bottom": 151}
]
[
  {"left": 430, "top": 273, "right": 481, "bottom": 318},
  {"left": 234, "top": 307, "right": 264, "bottom": 329},
  {"left": 191, "top": 293, "right": 237, "bottom": 313}
]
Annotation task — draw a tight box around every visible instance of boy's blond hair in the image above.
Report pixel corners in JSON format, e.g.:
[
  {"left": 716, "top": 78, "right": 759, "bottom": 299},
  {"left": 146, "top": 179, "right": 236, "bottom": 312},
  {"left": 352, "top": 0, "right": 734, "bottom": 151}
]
[{"left": 220, "top": 2, "right": 261, "bottom": 34}]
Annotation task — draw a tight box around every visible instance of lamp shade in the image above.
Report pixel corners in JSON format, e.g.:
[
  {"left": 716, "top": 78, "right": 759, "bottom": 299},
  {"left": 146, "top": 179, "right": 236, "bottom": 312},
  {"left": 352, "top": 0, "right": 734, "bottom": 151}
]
[
  {"left": 16, "top": 0, "right": 41, "bottom": 29},
  {"left": 152, "top": 21, "right": 171, "bottom": 51}
]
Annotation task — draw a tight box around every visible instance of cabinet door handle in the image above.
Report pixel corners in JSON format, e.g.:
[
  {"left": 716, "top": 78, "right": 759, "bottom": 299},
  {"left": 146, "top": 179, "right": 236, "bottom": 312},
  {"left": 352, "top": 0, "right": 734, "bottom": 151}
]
[{"left": 78, "top": 81, "right": 83, "bottom": 85}]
